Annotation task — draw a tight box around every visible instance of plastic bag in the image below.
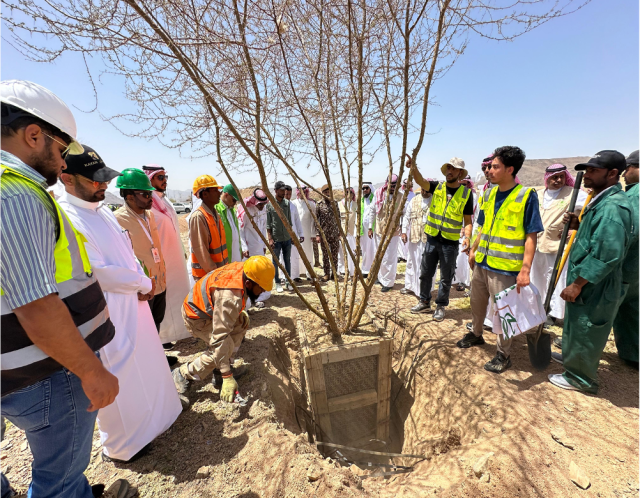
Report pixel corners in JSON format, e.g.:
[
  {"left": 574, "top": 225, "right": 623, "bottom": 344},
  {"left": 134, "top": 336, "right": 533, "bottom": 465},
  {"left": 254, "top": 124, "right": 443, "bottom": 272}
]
[{"left": 490, "top": 283, "right": 546, "bottom": 339}]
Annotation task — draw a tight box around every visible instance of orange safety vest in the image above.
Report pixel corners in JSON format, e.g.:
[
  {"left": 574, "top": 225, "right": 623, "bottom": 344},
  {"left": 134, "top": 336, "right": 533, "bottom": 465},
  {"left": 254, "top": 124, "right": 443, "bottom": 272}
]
[
  {"left": 183, "top": 261, "right": 247, "bottom": 320},
  {"left": 190, "top": 205, "right": 228, "bottom": 279}
]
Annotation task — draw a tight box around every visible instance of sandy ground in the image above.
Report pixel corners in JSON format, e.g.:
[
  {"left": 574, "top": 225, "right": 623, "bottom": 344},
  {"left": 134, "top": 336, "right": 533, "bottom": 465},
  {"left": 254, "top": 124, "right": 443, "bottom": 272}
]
[{"left": 2, "top": 226, "right": 638, "bottom": 497}]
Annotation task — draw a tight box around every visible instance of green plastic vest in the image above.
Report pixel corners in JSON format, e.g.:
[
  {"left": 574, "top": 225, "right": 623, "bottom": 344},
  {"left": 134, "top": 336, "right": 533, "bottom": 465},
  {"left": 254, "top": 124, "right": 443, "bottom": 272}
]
[
  {"left": 424, "top": 183, "right": 470, "bottom": 241},
  {"left": 475, "top": 185, "right": 533, "bottom": 272}
]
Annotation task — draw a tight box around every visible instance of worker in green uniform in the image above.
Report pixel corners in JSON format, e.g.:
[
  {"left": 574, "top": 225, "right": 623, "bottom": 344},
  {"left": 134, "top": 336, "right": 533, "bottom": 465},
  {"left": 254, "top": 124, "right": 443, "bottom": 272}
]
[
  {"left": 549, "top": 151, "right": 634, "bottom": 394},
  {"left": 612, "top": 150, "right": 639, "bottom": 369}
]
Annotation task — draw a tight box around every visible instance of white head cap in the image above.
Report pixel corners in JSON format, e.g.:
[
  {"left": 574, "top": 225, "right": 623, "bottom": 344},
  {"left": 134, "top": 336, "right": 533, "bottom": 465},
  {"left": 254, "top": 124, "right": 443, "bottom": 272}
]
[{"left": 1, "top": 80, "right": 83, "bottom": 155}]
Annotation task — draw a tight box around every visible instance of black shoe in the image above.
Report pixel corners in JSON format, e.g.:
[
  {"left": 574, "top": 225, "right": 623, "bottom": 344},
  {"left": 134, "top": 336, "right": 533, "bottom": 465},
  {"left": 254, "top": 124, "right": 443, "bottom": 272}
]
[
  {"left": 433, "top": 305, "right": 445, "bottom": 322},
  {"left": 172, "top": 368, "right": 189, "bottom": 394},
  {"left": 410, "top": 301, "right": 432, "bottom": 314},
  {"left": 484, "top": 352, "right": 512, "bottom": 374},
  {"left": 212, "top": 364, "right": 248, "bottom": 389},
  {"left": 553, "top": 336, "right": 562, "bottom": 349},
  {"left": 166, "top": 356, "right": 178, "bottom": 368},
  {"left": 551, "top": 352, "right": 563, "bottom": 365},
  {"left": 400, "top": 288, "right": 413, "bottom": 295},
  {"left": 456, "top": 332, "right": 485, "bottom": 349},
  {"left": 162, "top": 342, "right": 175, "bottom": 351},
  {"left": 381, "top": 286, "right": 393, "bottom": 293}
]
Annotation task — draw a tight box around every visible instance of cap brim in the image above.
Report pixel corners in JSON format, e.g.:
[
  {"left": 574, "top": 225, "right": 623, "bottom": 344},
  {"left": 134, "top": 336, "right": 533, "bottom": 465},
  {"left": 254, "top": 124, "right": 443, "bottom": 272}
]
[{"left": 67, "top": 141, "right": 84, "bottom": 156}]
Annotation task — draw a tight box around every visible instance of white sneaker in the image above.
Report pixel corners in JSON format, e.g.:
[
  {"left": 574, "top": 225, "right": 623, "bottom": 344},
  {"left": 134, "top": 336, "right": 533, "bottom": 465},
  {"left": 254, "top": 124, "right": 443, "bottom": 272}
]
[
  {"left": 548, "top": 373, "right": 579, "bottom": 391},
  {"left": 276, "top": 283, "right": 283, "bottom": 293}
]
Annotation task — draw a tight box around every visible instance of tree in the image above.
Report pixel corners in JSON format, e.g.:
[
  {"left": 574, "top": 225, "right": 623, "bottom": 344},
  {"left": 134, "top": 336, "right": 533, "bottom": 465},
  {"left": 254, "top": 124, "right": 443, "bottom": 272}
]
[{"left": 4, "top": 0, "right": 588, "bottom": 335}]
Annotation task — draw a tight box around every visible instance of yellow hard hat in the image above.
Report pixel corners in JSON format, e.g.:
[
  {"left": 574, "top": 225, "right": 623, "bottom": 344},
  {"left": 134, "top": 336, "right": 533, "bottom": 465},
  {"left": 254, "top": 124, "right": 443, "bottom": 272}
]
[
  {"left": 243, "top": 256, "right": 275, "bottom": 292},
  {"left": 193, "top": 174, "right": 222, "bottom": 197}
]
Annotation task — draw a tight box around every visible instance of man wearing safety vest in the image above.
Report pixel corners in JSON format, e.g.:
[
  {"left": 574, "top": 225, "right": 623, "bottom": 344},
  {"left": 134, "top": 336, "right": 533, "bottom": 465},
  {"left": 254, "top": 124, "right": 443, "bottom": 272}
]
[
  {"left": 409, "top": 156, "right": 474, "bottom": 321},
  {"left": 172, "top": 256, "right": 275, "bottom": 404},
  {"left": 462, "top": 146, "right": 544, "bottom": 374},
  {"left": 189, "top": 175, "right": 229, "bottom": 281},
  {"left": 0, "top": 81, "right": 129, "bottom": 497}
]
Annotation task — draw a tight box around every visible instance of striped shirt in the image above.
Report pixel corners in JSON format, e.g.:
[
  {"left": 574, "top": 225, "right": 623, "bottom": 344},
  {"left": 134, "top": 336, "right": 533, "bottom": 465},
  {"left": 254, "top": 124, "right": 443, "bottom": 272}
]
[{"left": 1, "top": 151, "right": 59, "bottom": 309}]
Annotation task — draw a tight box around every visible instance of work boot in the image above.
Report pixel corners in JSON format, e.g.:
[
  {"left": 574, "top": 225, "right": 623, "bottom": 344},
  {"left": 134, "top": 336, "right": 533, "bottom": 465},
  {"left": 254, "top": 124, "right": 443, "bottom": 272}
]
[
  {"left": 410, "top": 301, "right": 432, "bottom": 314},
  {"left": 212, "top": 364, "right": 248, "bottom": 389},
  {"left": 483, "top": 352, "right": 511, "bottom": 374},
  {"left": 456, "top": 332, "right": 485, "bottom": 348},
  {"left": 172, "top": 368, "right": 190, "bottom": 394},
  {"left": 381, "top": 286, "right": 393, "bottom": 293},
  {"left": 551, "top": 352, "right": 563, "bottom": 365},
  {"left": 553, "top": 336, "right": 562, "bottom": 349},
  {"left": 433, "top": 305, "right": 446, "bottom": 322}
]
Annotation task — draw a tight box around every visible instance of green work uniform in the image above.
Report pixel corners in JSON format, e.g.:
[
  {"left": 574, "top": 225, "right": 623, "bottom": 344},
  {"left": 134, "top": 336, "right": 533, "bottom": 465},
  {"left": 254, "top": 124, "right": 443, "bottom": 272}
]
[
  {"left": 613, "top": 183, "right": 639, "bottom": 365},
  {"left": 562, "top": 183, "right": 634, "bottom": 393}
]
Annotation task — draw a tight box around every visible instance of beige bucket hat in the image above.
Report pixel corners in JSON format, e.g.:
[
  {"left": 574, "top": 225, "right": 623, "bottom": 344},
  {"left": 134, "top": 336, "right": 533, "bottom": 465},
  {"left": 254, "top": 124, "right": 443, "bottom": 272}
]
[{"left": 441, "top": 157, "right": 468, "bottom": 179}]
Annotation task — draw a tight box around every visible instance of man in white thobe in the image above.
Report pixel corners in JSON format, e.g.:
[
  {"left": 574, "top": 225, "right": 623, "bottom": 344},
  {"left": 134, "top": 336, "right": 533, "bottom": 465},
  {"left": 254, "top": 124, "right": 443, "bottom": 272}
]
[
  {"left": 283, "top": 185, "right": 305, "bottom": 281},
  {"left": 59, "top": 148, "right": 181, "bottom": 463},
  {"left": 401, "top": 188, "right": 432, "bottom": 296},
  {"left": 143, "top": 164, "right": 191, "bottom": 344},
  {"left": 291, "top": 185, "right": 317, "bottom": 280},
  {"left": 360, "top": 182, "right": 376, "bottom": 276},
  {"left": 338, "top": 188, "right": 357, "bottom": 276},
  {"left": 397, "top": 180, "right": 415, "bottom": 262},
  {"left": 238, "top": 188, "right": 271, "bottom": 305},
  {"left": 365, "top": 174, "right": 403, "bottom": 292}
]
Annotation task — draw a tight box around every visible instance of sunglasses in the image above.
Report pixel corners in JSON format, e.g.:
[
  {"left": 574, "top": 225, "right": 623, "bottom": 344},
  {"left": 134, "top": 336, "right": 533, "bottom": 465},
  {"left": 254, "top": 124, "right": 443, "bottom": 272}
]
[
  {"left": 77, "top": 174, "right": 111, "bottom": 188},
  {"left": 134, "top": 190, "right": 153, "bottom": 199},
  {"left": 156, "top": 174, "right": 168, "bottom": 181},
  {"left": 42, "top": 132, "right": 71, "bottom": 158}
]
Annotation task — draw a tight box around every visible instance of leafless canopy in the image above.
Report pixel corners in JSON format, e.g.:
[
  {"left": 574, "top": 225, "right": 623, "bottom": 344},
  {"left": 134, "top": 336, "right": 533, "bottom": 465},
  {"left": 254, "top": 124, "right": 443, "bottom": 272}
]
[{"left": 4, "top": 0, "right": 588, "bottom": 335}]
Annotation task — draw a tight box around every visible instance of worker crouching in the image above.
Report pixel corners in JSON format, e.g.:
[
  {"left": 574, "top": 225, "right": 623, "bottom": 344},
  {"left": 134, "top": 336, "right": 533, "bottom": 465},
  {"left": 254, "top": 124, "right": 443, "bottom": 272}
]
[{"left": 172, "top": 256, "right": 275, "bottom": 403}]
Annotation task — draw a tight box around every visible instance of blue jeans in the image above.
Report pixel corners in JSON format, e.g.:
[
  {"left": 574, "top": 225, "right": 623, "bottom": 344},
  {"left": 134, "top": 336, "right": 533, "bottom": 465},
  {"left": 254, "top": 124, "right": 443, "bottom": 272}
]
[
  {"left": 272, "top": 239, "right": 292, "bottom": 283},
  {"left": 1, "top": 367, "right": 98, "bottom": 498},
  {"left": 419, "top": 238, "right": 459, "bottom": 306}
]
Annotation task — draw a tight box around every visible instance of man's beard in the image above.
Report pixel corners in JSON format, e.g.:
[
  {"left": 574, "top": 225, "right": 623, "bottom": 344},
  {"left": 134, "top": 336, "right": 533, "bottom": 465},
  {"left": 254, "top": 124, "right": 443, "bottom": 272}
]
[{"left": 30, "top": 143, "right": 61, "bottom": 187}]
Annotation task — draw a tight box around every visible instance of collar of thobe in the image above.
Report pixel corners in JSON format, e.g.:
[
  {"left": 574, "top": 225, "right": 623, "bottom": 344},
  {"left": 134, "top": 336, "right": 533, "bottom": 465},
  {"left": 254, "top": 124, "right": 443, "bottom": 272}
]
[{"left": 60, "top": 191, "right": 103, "bottom": 211}]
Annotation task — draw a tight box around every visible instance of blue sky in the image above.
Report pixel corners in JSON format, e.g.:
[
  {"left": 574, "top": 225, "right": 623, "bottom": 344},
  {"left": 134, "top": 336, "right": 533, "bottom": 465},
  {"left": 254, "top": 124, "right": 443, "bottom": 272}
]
[{"left": 2, "top": 0, "right": 638, "bottom": 192}]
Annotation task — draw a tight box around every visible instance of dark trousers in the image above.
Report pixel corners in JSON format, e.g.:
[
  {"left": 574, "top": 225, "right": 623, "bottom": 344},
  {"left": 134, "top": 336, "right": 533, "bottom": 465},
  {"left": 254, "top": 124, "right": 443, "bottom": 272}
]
[
  {"left": 322, "top": 236, "right": 339, "bottom": 277},
  {"left": 272, "top": 239, "right": 292, "bottom": 283},
  {"left": 419, "top": 238, "right": 459, "bottom": 306},
  {"left": 148, "top": 290, "right": 167, "bottom": 332}
]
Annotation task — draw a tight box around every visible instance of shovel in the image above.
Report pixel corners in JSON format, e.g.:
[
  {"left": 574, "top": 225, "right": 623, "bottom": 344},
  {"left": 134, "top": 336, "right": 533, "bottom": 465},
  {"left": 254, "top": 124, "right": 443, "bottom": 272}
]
[{"left": 527, "top": 172, "right": 585, "bottom": 370}]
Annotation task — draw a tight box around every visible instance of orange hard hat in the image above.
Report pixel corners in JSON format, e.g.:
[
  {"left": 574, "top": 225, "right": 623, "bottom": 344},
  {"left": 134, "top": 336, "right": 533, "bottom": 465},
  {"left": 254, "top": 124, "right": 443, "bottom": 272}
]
[{"left": 193, "top": 174, "right": 222, "bottom": 197}]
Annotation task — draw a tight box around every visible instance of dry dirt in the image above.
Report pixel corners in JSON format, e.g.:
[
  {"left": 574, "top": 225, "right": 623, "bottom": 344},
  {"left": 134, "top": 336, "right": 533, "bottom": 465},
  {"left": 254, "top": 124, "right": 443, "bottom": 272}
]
[{"left": 2, "top": 229, "right": 638, "bottom": 497}]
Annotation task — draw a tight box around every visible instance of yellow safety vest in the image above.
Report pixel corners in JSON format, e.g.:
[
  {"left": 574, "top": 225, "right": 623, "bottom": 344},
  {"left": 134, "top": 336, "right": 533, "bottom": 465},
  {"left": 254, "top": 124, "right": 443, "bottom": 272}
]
[
  {"left": 475, "top": 185, "right": 533, "bottom": 272},
  {"left": 424, "top": 183, "right": 471, "bottom": 241},
  {"left": 1, "top": 165, "right": 114, "bottom": 396}
]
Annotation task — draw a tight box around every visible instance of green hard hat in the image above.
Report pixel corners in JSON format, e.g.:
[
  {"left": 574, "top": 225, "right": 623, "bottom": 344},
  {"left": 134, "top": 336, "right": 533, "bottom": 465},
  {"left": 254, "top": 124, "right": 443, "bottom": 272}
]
[{"left": 116, "top": 168, "right": 156, "bottom": 191}]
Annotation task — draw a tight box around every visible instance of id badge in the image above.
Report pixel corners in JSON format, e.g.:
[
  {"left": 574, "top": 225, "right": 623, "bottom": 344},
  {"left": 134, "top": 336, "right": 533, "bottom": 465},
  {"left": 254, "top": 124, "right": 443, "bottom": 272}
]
[{"left": 151, "top": 247, "right": 161, "bottom": 263}]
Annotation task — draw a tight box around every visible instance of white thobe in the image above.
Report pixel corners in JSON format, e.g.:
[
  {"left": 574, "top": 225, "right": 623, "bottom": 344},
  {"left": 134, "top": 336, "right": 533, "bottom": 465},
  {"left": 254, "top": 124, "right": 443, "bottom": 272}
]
[
  {"left": 397, "top": 191, "right": 415, "bottom": 261},
  {"left": 280, "top": 201, "right": 304, "bottom": 279},
  {"left": 226, "top": 208, "right": 242, "bottom": 263},
  {"left": 240, "top": 205, "right": 271, "bottom": 302},
  {"left": 58, "top": 192, "right": 181, "bottom": 461},
  {"left": 291, "top": 199, "right": 316, "bottom": 277},
  {"left": 401, "top": 196, "right": 433, "bottom": 295},
  {"left": 150, "top": 192, "right": 191, "bottom": 343},
  {"left": 360, "top": 195, "right": 376, "bottom": 273}
]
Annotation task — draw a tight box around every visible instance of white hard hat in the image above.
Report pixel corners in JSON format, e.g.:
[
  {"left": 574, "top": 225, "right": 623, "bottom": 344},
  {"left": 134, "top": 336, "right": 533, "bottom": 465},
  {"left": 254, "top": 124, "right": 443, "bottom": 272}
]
[{"left": 1, "top": 80, "right": 83, "bottom": 155}]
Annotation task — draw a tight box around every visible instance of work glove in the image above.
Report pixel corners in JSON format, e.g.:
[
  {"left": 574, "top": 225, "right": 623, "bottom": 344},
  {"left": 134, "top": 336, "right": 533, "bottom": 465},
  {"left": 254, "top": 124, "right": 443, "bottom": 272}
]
[
  {"left": 239, "top": 310, "right": 250, "bottom": 330},
  {"left": 220, "top": 375, "right": 238, "bottom": 402}
]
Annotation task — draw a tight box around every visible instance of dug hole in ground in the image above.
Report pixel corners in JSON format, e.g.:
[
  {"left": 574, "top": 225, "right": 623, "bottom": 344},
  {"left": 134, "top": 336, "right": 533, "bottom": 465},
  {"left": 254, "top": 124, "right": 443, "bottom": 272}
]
[{"left": 2, "top": 221, "right": 637, "bottom": 497}]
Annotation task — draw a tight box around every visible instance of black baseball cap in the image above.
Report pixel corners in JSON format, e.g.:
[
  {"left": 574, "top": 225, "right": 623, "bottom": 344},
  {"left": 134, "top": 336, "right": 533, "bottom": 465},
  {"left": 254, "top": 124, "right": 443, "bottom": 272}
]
[
  {"left": 575, "top": 150, "right": 626, "bottom": 172},
  {"left": 274, "top": 180, "right": 286, "bottom": 190},
  {"left": 626, "top": 150, "right": 639, "bottom": 167},
  {"left": 64, "top": 145, "right": 121, "bottom": 182}
]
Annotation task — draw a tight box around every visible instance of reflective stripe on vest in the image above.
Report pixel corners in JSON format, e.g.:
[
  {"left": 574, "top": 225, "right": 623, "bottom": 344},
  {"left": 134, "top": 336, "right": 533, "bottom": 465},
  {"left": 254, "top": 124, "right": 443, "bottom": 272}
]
[
  {"left": 184, "top": 261, "right": 246, "bottom": 320},
  {"left": 424, "top": 183, "right": 470, "bottom": 241},
  {"left": 0, "top": 166, "right": 115, "bottom": 396},
  {"left": 190, "top": 205, "right": 229, "bottom": 278},
  {"left": 475, "top": 185, "right": 533, "bottom": 272}
]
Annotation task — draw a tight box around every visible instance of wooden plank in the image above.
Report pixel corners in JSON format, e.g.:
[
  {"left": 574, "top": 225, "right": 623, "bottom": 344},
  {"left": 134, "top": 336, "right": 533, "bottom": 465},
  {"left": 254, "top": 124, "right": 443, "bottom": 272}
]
[
  {"left": 376, "top": 339, "right": 393, "bottom": 441},
  {"left": 320, "top": 342, "right": 380, "bottom": 364},
  {"left": 308, "top": 352, "right": 332, "bottom": 440},
  {"left": 327, "top": 389, "right": 378, "bottom": 413}
]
